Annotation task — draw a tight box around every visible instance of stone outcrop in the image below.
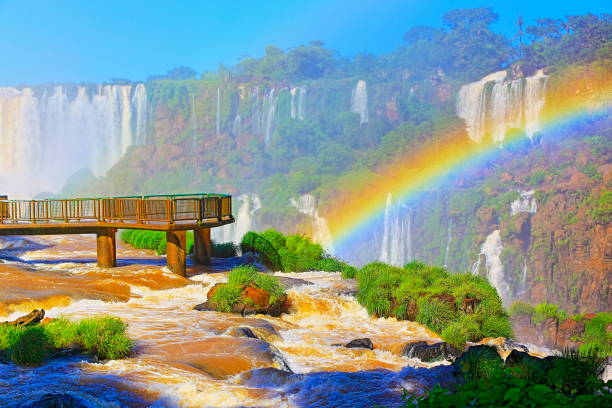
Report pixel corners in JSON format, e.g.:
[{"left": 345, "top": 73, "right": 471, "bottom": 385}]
[
  {"left": 2, "top": 309, "right": 45, "bottom": 326},
  {"left": 402, "top": 341, "right": 462, "bottom": 362},
  {"left": 194, "top": 282, "right": 290, "bottom": 317}
]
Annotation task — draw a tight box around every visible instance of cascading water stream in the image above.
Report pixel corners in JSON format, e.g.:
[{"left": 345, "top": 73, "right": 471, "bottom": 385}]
[
  {"left": 351, "top": 80, "right": 369, "bottom": 124},
  {"left": 379, "top": 194, "right": 412, "bottom": 267},
  {"left": 0, "top": 236, "right": 452, "bottom": 408},
  {"left": 212, "top": 194, "right": 262, "bottom": 248},
  {"left": 456, "top": 70, "right": 548, "bottom": 144},
  {"left": 0, "top": 84, "right": 148, "bottom": 197},
  {"left": 472, "top": 230, "right": 511, "bottom": 304},
  {"left": 289, "top": 194, "right": 333, "bottom": 252}
]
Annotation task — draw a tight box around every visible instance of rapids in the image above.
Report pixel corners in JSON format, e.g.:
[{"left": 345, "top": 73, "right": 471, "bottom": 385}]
[{"left": 0, "top": 235, "right": 453, "bottom": 408}]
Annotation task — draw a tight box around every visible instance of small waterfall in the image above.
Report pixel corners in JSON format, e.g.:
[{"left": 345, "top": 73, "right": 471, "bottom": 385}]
[
  {"left": 379, "top": 194, "right": 412, "bottom": 267},
  {"left": 456, "top": 69, "right": 548, "bottom": 144},
  {"left": 263, "top": 88, "right": 278, "bottom": 146},
  {"left": 212, "top": 194, "right": 261, "bottom": 248},
  {"left": 472, "top": 230, "right": 511, "bottom": 304},
  {"left": 290, "top": 86, "right": 306, "bottom": 120},
  {"left": 351, "top": 80, "right": 369, "bottom": 124},
  {"left": 443, "top": 221, "right": 452, "bottom": 268},
  {"left": 290, "top": 194, "right": 333, "bottom": 252},
  {"left": 251, "top": 86, "right": 260, "bottom": 134},
  {"left": 510, "top": 190, "right": 538, "bottom": 216},
  {"left": 231, "top": 114, "right": 241, "bottom": 136},
  {"left": 0, "top": 83, "right": 148, "bottom": 197},
  {"left": 215, "top": 88, "right": 221, "bottom": 135}
]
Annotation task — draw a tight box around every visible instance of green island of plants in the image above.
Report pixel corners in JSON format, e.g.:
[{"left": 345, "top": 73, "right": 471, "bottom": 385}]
[
  {"left": 406, "top": 348, "right": 610, "bottom": 408},
  {"left": 355, "top": 261, "right": 512, "bottom": 348},
  {"left": 208, "top": 266, "right": 287, "bottom": 314},
  {"left": 240, "top": 229, "right": 356, "bottom": 276},
  {"left": 0, "top": 316, "right": 133, "bottom": 365},
  {"left": 510, "top": 301, "right": 612, "bottom": 357},
  {"left": 120, "top": 229, "right": 238, "bottom": 257}
]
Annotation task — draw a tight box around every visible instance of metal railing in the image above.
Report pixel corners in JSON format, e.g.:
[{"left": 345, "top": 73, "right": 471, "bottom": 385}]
[{"left": 0, "top": 194, "right": 232, "bottom": 226}]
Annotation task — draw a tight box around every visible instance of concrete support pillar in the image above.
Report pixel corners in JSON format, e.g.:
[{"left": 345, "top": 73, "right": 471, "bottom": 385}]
[
  {"left": 96, "top": 228, "right": 117, "bottom": 268},
  {"left": 193, "top": 228, "right": 212, "bottom": 265},
  {"left": 166, "top": 230, "right": 187, "bottom": 276}
]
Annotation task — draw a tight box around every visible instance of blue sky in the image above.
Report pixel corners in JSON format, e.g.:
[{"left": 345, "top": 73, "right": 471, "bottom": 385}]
[{"left": 0, "top": 0, "right": 608, "bottom": 85}]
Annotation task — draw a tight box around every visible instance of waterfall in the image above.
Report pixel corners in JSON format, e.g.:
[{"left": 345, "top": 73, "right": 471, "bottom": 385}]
[
  {"left": 212, "top": 194, "right": 261, "bottom": 248},
  {"left": 510, "top": 190, "right": 538, "bottom": 216},
  {"left": 215, "top": 88, "right": 221, "bottom": 135},
  {"left": 0, "top": 83, "right": 148, "bottom": 197},
  {"left": 472, "top": 230, "right": 511, "bottom": 304},
  {"left": 290, "top": 194, "right": 333, "bottom": 252},
  {"left": 251, "top": 86, "right": 260, "bottom": 134},
  {"left": 263, "top": 88, "right": 278, "bottom": 146},
  {"left": 456, "top": 69, "right": 548, "bottom": 144},
  {"left": 351, "top": 80, "right": 369, "bottom": 124},
  {"left": 443, "top": 221, "right": 452, "bottom": 268},
  {"left": 379, "top": 194, "right": 412, "bottom": 266},
  {"left": 290, "top": 86, "right": 306, "bottom": 120},
  {"left": 231, "top": 114, "right": 241, "bottom": 136}
]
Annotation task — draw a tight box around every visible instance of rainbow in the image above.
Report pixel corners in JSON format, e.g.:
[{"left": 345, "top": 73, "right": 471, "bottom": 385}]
[{"left": 327, "top": 67, "right": 611, "bottom": 252}]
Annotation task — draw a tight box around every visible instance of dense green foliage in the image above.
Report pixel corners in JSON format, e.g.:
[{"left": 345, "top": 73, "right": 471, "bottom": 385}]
[
  {"left": 510, "top": 301, "right": 612, "bottom": 357},
  {"left": 355, "top": 261, "right": 511, "bottom": 346},
  {"left": 120, "top": 229, "right": 238, "bottom": 257},
  {"left": 0, "top": 316, "right": 133, "bottom": 364},
  {"left": 241, "top": 229, "right": 356, "bottom": 275},
  {"left": 209, "top": 266, "right": 286, "bottom": 312},
  {"left": 406, "top": 349, "right": 610, "bottom": 407}
]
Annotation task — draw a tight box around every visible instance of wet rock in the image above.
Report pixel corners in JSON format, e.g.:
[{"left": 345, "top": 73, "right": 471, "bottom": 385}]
[
  {"left": 557, "top": 318, "right": 585, "bottom": 348},
  {"left": 225, "top": 326, "right": 258, "bottom": 339},
  {"left": 2, "top": 309, "right": 45, "bottom": 326},
  {"left": 193, "top": 301, "right": 214, "bottom": 311},
  {"left": 239, "top": 367, "right": 303, "bottom": 388},
  {"left": 275, "top": 276, "right": 313, "bottom": 290},
  {"left": 344, "top": 338, "right": 374, "bottom": 350},
  {"left": 453, "top": 345, "right": 503, "bottom": 376},
  {"left": 402, "top": 341, "right": 461, "bottom": 362},
  {"left": 20, "top": 392, "right": 88, "bottom": 408},
  {"left": 504, "top": 349, "right": 547, "bottom": 367},
  {"left": 502, "top": 338, "right": 529, "bottom": 353}
]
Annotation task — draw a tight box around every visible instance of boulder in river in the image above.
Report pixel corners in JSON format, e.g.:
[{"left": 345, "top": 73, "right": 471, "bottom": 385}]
[
  {"left": 20, "top": 392, "right": 89, "bottom": 408},
  {"left": 333, "top": 338, "right": 374, "bottom": 350},
  {"left": 402, "top": 341, "right": 461, "bottom": 362},
  {"left": 196, "top": 281, "right": 290, "bottom": 317}
]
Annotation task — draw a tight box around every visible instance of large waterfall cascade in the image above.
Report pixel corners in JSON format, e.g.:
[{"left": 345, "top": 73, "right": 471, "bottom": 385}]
[
  {"left": 379, "top": 194, "right": 413, "bottom": 266},
  {"left": 212, "top": 194, "right": 261, "bottom": 248},
  {"left": 351, "top": 80, "right": 369, "bottom": 124},
  {"left": 0, "top": 83, "right": 148, "bottom": 197},
  {"left": 472, "top": 230, "right": 511, "bottom": 304},
  {"left": 511, "top": 190, "right": 538, "bottom": 216},
  {"left": 456, "top": 69, "right": 548, "bottom": 144},
  {"left": 443, "top": 221, "right": 453, "bottom": 268},
  {"left": 290, "top": 194, "right": 334, "bottom": 252}
]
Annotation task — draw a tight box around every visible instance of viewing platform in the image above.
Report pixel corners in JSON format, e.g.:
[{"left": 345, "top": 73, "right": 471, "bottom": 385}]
[{"left": 0, "top": 194, "right": 234, "bottom": 275}]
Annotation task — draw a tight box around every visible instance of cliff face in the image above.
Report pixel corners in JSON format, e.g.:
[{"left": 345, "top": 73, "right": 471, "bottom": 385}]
[{"left": 68, "top": 63, "right": 610, "bottom": 313}]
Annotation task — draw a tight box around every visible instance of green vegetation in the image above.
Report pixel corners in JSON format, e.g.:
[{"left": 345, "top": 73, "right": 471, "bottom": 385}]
[
  {"left": 588, "top": 191, "right": 612, "bottom": 224},
  {"left": 120, "top": 229, "right": 238, "bottom": 257},
  {"left": 209, "top": 266, "right": 286, "bottom": 313},
  {"left": 407, "top": 350, "right": 611, "bottom": 407},
  {"left": 0, "top": 316, "right": 133, "bottom": 365},
  {"left": 240, "top": 229, "right": 356, "bottom": 275},
  {"left": 354, "top": 261, "right": 511, "bottom": 347},
  {"left": 510, "top": 301, "right": 611, "bottom": 357}
]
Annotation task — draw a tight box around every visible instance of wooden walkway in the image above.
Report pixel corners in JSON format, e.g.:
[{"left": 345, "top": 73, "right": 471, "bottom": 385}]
[{"left": 0, "top": 194, "right": 234, "bottom": 275}]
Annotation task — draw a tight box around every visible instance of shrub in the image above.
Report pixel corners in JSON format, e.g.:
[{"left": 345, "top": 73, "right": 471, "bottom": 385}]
[
  {"left": 0, "top": 316, "right": 133, "bottom": 364},
  {"left": 240, "top": 229, "right": 350, "bottom": 274},
  {"left": 210, "top": 284, "right": 243, "bottom": 313},
  {"left": 533, "top": 302, "right": 561, "bottom": 324},
  {"left": 354, "top": 261, "right": 511, "bottom": 344},
  {"left": 76, "top": 316, "right": 133, "bottom": 360},
  {"left": 509, "top": 301, "right": 535, "bottom": 317},
  {"left": 228, "top": 265, "right": 258, "bottom": 286},
  {"left": 212, "top": 242, "right": 238, "bottom": 258},
  {"left": 416, "top": 298, "right": 456, "bottom": 334},
  {"left": 254, "top": 274, "right": 285, "bottom": 304}
]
